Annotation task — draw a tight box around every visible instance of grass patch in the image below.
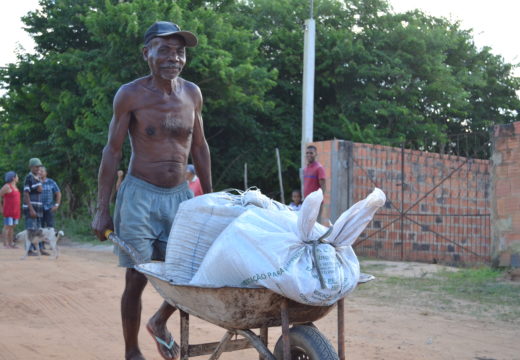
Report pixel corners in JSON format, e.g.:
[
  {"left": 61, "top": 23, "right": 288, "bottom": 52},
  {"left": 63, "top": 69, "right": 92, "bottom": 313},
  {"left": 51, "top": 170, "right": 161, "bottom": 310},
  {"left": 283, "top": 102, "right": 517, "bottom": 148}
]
[
  {"left": 356, "top": 264, "right": 520, "bottom": 325},
  {"left": 58, "top": 213, "right": 99, "bottom": 244},
  {"left": 440, "top": 268, "right": 519, "bottom": 304}
]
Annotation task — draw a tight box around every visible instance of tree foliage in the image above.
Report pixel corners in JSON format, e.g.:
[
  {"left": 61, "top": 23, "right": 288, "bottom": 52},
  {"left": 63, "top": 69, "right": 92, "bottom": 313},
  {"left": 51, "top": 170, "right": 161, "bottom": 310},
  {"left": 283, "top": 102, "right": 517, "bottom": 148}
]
[{"left": 1, "top": 0, "right": 519, "bottom": 214}]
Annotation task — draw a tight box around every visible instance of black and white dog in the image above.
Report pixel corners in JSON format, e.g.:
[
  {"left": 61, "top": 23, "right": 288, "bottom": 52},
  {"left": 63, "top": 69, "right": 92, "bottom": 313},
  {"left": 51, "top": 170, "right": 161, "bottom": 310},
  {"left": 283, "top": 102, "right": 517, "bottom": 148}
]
[{"left": 17, "top": 228, "right": 65, "bottom": 259}]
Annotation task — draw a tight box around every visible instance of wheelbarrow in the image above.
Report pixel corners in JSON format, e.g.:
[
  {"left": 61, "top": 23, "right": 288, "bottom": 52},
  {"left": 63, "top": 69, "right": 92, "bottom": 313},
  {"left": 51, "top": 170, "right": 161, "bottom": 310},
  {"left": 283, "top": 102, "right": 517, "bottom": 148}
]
[{"left": 107, "top": 231, "right": 374, "bottom": 360}]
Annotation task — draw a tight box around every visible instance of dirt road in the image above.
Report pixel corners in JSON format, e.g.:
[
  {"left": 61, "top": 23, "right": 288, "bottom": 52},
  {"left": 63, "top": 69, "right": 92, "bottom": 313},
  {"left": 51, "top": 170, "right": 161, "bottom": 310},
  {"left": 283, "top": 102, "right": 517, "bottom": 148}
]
[{"left": 0, "top": 243, "right": 518, "bottom": 360}]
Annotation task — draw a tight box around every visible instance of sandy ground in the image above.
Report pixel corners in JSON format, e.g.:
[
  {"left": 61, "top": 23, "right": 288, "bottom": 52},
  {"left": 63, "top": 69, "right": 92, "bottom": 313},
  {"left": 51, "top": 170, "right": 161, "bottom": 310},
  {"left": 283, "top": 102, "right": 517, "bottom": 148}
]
[{"left": 1, "top": 242, "right": 519, "bottom": 360}]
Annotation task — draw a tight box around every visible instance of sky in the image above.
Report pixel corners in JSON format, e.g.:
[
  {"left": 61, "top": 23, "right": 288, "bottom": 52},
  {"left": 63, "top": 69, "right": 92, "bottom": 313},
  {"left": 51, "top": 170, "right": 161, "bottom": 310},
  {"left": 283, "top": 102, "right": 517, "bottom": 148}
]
[
  {"left": 0, "top": 0, "right": 519, "bottom": 69},
  {"left": 388, "top": 0, "right": 520, "bottom": 68}
]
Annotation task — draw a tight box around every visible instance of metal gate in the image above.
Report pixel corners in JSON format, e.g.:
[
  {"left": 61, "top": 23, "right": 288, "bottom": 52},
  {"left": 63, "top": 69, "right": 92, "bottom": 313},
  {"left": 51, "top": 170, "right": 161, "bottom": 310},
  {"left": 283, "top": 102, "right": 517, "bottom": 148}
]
[{"left": 340, "top": 135, "right": 492, "bottom": 265}]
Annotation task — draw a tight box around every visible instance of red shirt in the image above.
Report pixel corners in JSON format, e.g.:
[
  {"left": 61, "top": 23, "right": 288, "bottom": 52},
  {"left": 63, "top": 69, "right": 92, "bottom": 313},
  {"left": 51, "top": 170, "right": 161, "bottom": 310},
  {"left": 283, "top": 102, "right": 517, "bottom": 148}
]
[
  {"left": 303, "top": 161, "right": 326, "bottom": 198},
  {"left": 2, "top": 184, "right": 21, "bottom": 219},
  {"left": 188, "top": 177, "right": 203, "bottom": 197}
]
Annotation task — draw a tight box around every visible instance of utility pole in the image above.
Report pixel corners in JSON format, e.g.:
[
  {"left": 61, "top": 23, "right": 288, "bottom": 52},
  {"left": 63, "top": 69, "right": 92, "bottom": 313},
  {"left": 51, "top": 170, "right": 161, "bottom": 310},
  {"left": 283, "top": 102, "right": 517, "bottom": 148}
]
[{"left": 301, "top": 0, "right": 315, "bottom": 190}]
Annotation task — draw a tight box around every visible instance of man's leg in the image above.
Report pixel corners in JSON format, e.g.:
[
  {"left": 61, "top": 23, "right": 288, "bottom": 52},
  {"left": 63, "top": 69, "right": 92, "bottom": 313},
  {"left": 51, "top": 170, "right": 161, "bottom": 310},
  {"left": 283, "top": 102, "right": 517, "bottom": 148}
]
[
  {"left": 122, "top": 268, "right": 148, "bottom": 360},
  {"left": 25, "top": 217, "right": 37, "bottom": 252},
  {"left": 35, "top": 217, "right": 48, "bottom": 253},
  {"left": 40, "top": 211, "right": 49, "bottom": 249},
  {"left": 27, "top": 229, "right": 41, "bottom": 256},
  {"left": 42, "top": 209, "right": 55, "bottom": 228},
  {"left": 41, "top": 210, "right": 48, "bottom": 228},
  {"left": 147, "top": 301, "right": 178, "bottom": 360}
]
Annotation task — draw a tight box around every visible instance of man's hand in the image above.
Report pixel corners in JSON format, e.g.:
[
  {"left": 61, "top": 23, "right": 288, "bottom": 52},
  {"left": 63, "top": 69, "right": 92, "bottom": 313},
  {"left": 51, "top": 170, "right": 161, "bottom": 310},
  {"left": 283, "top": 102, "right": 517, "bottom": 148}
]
[
  {"left": 51, "top": 205, "right": 59, "bottom": 212},
  {"left": 91, "top": 208, "right": 114, "bottom": 241},
  {"left": 29, "top": 208, "right": 37, "bottom": 218}
]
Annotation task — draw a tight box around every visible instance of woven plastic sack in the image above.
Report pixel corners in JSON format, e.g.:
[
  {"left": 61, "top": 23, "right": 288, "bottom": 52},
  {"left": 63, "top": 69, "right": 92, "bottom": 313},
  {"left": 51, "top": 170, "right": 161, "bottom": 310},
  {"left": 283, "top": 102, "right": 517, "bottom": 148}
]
[
  {"left": 191, "top": 188, "right": 386, "bottom": 306},
  {"left": 165, "top": 189, "right": 290, "bottom": 284}
]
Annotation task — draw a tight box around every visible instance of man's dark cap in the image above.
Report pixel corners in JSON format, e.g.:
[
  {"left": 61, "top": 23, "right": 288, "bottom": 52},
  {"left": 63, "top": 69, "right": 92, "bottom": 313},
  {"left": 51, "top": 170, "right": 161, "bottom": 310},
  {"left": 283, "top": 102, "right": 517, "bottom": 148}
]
[{"left": 144, "top": 21, "right": 198, "bottom": 47}]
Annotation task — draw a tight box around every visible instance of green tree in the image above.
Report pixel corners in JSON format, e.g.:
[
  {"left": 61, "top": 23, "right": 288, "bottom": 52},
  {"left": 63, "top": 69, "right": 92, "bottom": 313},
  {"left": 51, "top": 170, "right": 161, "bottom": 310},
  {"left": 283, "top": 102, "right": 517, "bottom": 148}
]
[
  {"left": 1, "top": 0, "right": 519, "bottom": 213},
  {"left": 0, "top": 0, "right": 277, "bottom": 212}
]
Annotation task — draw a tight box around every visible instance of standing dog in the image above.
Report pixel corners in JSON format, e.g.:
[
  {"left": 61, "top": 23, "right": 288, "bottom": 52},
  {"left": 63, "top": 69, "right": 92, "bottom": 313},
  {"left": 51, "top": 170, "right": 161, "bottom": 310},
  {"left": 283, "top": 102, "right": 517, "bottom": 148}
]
[{"left": 18, "top": 227, "right": 65, "bottom": 259}]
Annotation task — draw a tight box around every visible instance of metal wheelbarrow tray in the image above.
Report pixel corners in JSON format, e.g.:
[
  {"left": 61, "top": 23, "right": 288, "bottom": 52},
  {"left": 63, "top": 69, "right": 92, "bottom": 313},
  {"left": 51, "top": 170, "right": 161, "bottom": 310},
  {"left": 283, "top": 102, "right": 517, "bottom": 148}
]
[
  {"left": 137, "top": 262, "right": 334, "bottom": 329},
  {"left": 136, "top": 262, "right": 366, "bottom": 360}
]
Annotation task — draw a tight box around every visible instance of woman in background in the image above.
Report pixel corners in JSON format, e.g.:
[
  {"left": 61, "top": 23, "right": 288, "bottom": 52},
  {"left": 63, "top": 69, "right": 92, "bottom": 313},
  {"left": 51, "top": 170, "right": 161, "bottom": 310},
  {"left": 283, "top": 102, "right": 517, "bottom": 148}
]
[{"left": 0, "top": 171, "right": 21, "bottom": 248}]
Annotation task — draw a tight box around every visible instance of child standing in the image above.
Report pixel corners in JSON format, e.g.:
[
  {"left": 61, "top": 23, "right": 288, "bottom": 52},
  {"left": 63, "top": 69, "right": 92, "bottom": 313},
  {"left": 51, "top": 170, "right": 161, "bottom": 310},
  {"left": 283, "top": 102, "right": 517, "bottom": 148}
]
[{"left": 288, "top": 189, "right": 302, "bottom": 211}]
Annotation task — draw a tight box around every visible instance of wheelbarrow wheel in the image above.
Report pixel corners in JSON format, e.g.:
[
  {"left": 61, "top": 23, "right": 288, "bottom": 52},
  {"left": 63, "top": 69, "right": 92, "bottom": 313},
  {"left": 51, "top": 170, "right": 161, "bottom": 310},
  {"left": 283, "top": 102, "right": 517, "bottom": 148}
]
[{"left": 273, "top": 325, "right": 339, "bottom": 360}]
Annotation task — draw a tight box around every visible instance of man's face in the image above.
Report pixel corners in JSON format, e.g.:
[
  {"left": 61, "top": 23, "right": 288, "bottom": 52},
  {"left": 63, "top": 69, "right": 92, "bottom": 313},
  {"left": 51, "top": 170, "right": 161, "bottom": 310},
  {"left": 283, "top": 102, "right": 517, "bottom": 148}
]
[
  {"left": 144, "top": 36, "right": 186, "bottom": 81},
  {"left": 31, "top": 165, "right": 41, "bottom": 176},
  {"left": 306, "top": 148, "right": 317, "bottom": 163},
  {"left": 40, "top": 168, "right": 47, "bottom": 178}
]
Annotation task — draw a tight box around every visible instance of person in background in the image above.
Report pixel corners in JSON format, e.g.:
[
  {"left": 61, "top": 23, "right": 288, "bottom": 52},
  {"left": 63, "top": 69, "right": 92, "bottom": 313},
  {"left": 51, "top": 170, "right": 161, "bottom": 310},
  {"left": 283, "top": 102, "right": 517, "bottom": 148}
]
[
  {"left": 110, "top": 170, "right": 126, "bottom": 204},
  {"left": 288, "top": 189, "right": 302, "bottom": 211},
  {"left": 39, "top": 166, "right": 61, "bottom": 229},
  {"left": 0, "top": 171, "right": 21, "bottom": 248},
  {"left": 185, "top": 164, "right": 203, "bottom": 197},
  {"left": 116, "top": 170, "right": 125, "bottom": 192},
  {"left": 303, "top": 145, "right": 326, "bottom": 198},
  {"left": 23, "top": 158, "right": 49, "bottom": 256}
]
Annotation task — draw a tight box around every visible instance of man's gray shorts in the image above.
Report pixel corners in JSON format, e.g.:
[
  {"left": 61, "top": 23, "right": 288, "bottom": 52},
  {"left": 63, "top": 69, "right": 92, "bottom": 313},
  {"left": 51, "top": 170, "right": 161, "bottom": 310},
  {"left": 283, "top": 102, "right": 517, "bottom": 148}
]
[{"left": 114, "top": 174, "right": 193, "bottom": 268}]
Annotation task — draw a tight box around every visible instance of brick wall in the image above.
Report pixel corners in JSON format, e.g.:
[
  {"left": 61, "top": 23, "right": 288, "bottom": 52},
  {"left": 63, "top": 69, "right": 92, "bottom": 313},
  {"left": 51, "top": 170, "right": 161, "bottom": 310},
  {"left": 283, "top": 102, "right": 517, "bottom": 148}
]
[
  {"left": 491, "top": 121, "right": 520, "bottom": 267},
  {"left": 310, "top": 139, "right": 491, "bottom": 265}
]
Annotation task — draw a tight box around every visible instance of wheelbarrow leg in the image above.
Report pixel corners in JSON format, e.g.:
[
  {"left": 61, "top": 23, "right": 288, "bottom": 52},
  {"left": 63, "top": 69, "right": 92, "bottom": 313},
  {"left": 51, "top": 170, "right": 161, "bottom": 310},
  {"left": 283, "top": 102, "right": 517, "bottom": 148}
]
[
  {"left": 180, "top": 310, "right": 189, "bottom": 360},
  {"left": 280, "top": 298, "right": 290, "bottom": 360},
  {"left": 337, "top": 298, "right": 345, "bottom": 360},
  {"left": 236, "top": 329, "right": 276, "bottom": 360},
  {"left": 208, "top": 331, "right": 234, "bottom": 360},
  {"left": 259, "top": 326, "right": 268, "bottom": 360}
]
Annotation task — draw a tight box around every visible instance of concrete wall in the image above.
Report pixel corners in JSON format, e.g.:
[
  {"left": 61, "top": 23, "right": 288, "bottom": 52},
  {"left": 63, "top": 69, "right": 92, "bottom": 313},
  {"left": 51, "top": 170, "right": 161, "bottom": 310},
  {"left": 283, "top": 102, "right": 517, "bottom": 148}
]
[{"left": 491, "top": 121, "right": 520, "bottom": 267}]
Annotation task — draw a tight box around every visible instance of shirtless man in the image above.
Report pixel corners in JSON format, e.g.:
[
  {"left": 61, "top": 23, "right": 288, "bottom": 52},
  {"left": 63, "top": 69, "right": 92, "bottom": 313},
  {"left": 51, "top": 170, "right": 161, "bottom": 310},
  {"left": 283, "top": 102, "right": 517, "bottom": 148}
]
[{"left": 91, "top": 21, "right": 212, "bottom": 360}]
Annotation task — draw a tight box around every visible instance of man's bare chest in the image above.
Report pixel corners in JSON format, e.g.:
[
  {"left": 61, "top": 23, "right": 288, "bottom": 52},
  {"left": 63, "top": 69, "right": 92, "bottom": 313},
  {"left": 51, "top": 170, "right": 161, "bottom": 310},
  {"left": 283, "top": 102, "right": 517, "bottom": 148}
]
[{"left": 131, "top": 100, "right": 195, "bottom": 139}]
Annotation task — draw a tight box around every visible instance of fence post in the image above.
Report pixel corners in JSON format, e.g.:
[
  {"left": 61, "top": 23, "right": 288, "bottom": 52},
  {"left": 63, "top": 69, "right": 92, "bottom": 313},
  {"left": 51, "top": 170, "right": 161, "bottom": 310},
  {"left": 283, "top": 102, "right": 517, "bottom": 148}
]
[{"left": 330, "top": 141, "right": 353, "bottom": 222}]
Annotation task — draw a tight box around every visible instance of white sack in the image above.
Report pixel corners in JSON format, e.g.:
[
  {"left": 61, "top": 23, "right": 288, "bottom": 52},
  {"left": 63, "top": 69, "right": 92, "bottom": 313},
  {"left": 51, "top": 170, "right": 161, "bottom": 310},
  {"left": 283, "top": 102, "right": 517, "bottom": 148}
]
[
  {"left": 191, "top": 188, "right": 386, "bottom": 306},
  {"left": 165, "top": 189, "right": 290, "bottom": 284}
]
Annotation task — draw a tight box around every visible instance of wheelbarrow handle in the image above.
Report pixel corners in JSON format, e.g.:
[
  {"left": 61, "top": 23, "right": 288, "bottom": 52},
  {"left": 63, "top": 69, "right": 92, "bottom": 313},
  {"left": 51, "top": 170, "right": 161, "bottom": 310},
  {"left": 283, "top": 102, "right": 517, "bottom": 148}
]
[{"left": 105, "top": 230, "right": 145, "bottom": 265}]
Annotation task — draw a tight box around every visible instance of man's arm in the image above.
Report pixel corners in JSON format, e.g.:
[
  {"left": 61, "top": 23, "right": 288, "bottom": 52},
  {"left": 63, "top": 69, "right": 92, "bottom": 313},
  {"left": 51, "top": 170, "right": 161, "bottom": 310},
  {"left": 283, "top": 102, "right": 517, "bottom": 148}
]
[
  {"left": 91, "top": 87, "right": 133, "bottom": 240},
  {"left": 55, "top": 191, "right": 62, "bottom": 206},
  {"left": 318, "top": 165, "right": 326, "bottom": 193},
  {"left": 52, "top": 182, "right": 62, "bottom": 212},
  {"left": 190, "top": 86, "right": 212, "bottom": 194},
  {"left": 23, "top": 176, "right": 37, "bottom": 218},
  {"left": 319, "top": 179, "right": 326, "bottom": 193}
]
